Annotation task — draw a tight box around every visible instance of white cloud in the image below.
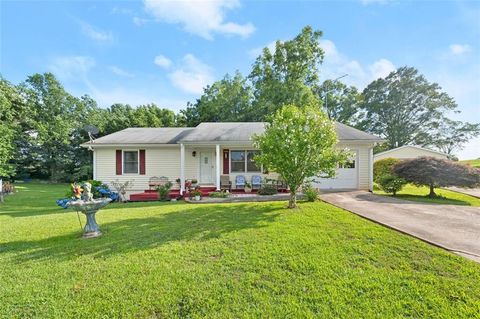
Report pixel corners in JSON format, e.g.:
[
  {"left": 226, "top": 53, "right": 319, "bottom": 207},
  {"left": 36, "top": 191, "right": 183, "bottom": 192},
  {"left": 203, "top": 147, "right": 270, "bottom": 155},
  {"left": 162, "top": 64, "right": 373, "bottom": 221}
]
[
  {"left": 169, "top": 54, "right": 214, "bottom": 94},
  {"left": 154, "top": 55, "right": 172, "bottom": 68},
  {"left": 369, "top": 58, "right": 396, "bottom": 79},
  {"left": 109, "top": 66, "right": 134, "bottom": 77},
  {"left": 449, "top": 44, "right": 471, "bottom": 55},
  {"left": 80, "top": 21, "right": 114, "bottom": 44},
  {"left": 319, "top": 39, "right": 395, "bottom": 88},
  {"left": 48, "top": 56, "right": 95, "bottom": 80},
  {"left": 143, "top": 0, "right": 255, "bottom": 40},
  {"left": 133, "top": 16, "right": 149, "bottom": 26}
]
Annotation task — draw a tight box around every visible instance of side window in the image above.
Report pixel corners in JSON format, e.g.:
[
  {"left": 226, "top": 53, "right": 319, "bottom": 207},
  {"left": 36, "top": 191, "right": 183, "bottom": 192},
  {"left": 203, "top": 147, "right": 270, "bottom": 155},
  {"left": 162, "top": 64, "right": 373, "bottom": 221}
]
[{"left": 123, "top": 151, "right": 139, "bottom": 173}]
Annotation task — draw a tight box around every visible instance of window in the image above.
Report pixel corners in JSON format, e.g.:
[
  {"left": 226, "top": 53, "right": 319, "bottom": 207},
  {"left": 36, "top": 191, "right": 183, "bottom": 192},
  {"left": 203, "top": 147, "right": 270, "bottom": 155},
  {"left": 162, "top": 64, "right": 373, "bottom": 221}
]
[
  {"left": 247, "top": 151, "right": 261, "bottom": 172},
  {"left": 123, "top": 151, "right": 139, "bottom": 173},
  {"left": 231, "top": 150, "right": 245, "bottom": 172},
  {"left": 230, "top": 150, "right": 262, "bottom": 173}
]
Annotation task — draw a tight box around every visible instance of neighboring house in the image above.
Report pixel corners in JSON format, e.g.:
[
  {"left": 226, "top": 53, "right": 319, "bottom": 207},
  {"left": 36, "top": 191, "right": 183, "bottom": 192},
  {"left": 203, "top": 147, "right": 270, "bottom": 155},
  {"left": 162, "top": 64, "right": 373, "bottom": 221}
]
[
  {"left": 82, "top": 122, "right": 383, "bottom": 196},
  {"left": 374, "top": 145, "right": 449, "bottom": 162}
]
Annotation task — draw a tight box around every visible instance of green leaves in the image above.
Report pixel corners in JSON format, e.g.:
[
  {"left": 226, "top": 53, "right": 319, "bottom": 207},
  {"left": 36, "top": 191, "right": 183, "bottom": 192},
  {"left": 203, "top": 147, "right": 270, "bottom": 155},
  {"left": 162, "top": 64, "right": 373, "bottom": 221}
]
[{"left": 253, "top": 104, "right": 345, "bottom": 207}]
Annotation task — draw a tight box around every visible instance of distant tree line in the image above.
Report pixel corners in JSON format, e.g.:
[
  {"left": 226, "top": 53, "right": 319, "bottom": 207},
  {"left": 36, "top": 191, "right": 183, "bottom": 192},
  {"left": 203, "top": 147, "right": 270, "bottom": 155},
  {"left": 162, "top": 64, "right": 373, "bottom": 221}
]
[{"left": 1, "top": 26, "right": 479, "bottom": 181}]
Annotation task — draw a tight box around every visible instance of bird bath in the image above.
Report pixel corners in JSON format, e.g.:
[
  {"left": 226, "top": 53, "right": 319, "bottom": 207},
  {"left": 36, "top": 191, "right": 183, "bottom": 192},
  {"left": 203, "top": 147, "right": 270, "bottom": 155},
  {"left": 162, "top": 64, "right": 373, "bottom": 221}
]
[
  {"left": 68, "top": 198, "right": 112, "bottom": 238},
  {"left": 67, "top": 182, "right": 112, "bottom": 238}
]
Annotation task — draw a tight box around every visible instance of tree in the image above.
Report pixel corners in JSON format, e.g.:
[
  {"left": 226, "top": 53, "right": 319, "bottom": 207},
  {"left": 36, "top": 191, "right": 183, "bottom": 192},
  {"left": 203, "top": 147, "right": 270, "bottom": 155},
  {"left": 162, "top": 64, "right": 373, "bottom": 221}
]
[
  {"left": 181, "top": 72, "right": 253, "bottom": 126},
  {"left": 0, "top": 78, "right": 26, "bottom": 177},
  {"left": 313, "top": 80, "right": 362, "bottom": 126},
  {"left": 248, "top": 26, "right": 324, "bottom": 120},
  {"left": 373, "top": 157, "right": 402, "bottom": 183},
  {"left": 393, "top": 157, "right": 480, "bottom": 197},
  {"left": 253, "top": 104, "right": 345, "bottom": 208},
  {"left": 359, "top": 67, "right": 468, "bottom": 149},
  {"left": 429, "top": 118, "right": 480, "bottom": 157}
]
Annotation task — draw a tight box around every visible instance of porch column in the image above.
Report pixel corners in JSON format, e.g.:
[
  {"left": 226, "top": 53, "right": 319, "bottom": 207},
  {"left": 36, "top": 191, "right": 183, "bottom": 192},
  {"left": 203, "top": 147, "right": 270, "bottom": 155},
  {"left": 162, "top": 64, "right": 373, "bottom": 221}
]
[
  {"left": 215, "top": 144, "right": 221, "bottom": 190},
  {"left": 368, "top": 147, "right": 374, "bottom": 192},
  {"left": 180, "top": 143, "right": 185, "bottom": 195}
]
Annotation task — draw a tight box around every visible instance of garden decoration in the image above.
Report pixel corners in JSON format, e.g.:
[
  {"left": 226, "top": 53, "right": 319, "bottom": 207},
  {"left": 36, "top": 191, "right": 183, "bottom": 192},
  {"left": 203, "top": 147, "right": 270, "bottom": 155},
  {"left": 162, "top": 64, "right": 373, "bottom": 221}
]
[
  {"left": 111, "top": 179, "right": 133, "bottom": 202},
  {"left": 67, "top": 182, "right": 111, "bottom": 238}
]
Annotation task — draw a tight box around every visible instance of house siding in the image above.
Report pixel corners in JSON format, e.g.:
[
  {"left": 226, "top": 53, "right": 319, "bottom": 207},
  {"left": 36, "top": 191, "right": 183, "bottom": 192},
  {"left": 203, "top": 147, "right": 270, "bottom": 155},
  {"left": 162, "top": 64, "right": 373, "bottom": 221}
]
[{"left": 95, "top": 142, "right": 374, "bottom": 193}]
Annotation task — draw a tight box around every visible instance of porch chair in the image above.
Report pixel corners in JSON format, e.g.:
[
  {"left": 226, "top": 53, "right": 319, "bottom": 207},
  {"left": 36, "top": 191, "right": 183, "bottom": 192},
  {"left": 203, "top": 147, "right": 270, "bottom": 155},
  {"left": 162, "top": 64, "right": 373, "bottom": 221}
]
[
  {"left": 220, "top": 175, "right": 231, "bottom": 191},
  {"left": 251, "top": 175, "right": 262, "bottom": 190},
  {"left": 235, "top": 175, "right": 246, "bottom": 189}
]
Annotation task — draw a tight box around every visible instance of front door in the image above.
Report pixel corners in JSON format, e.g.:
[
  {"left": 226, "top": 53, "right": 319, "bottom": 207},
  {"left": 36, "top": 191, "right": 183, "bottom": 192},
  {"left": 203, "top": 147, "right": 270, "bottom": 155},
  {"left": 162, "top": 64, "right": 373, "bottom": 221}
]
[{"left": 199, "top": 152, "right": 214, "bottom": 184}]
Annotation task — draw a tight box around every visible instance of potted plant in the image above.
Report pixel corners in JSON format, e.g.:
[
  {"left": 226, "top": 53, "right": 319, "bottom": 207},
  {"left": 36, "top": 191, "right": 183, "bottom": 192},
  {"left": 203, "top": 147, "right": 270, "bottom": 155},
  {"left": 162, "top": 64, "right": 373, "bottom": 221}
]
[
  {"left": 191, "top": 189, "right": 202, "bottom": 201},
  {"left": 244, "top": 182, "right": 252, "bottom": 193}
]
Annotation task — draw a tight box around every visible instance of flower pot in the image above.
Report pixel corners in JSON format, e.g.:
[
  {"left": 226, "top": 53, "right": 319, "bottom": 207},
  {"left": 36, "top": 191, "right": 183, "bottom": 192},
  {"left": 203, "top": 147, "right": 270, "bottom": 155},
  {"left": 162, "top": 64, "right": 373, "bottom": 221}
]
[
  {"left": 244, "top": 187, "right": 252, "bottom": 193},
  {"left": 195, "top": 195, "right": 201, "bottom": 201}
]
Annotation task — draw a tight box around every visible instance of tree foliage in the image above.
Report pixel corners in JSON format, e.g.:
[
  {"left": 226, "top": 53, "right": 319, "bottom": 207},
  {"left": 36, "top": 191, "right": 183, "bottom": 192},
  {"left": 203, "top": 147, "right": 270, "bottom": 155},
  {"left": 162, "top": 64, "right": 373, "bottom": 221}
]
[
  {"left": 359, "top": 67, "right": 460, "bottom": 149},
  {"left": 181, "top": 72, "right": 253, "bottom": 127},
  {"left": 393, "top": 157, "right": 480, "bottom": 197},
  {"left": 0, "top": 78, "right": 27, "bottom": 177},
  {"left": 313, "top": 79, "right": 362, "bottom": 126},
  {"left": 248, "top": 26, "right": 324, "bottom": 120},
  {"left": 253, "top": 104, "right": 345, "bottom": 208}
]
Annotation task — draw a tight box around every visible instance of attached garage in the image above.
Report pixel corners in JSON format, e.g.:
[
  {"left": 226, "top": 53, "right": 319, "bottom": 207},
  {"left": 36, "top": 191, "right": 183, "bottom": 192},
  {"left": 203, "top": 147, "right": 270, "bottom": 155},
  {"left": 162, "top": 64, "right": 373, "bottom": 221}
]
[{"left": 312, "top": 150, "right": 359, "bottom": 190}]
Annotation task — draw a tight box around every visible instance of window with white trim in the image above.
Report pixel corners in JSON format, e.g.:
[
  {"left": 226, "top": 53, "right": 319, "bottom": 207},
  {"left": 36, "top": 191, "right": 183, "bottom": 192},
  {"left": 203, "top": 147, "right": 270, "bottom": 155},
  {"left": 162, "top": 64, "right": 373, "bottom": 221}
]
[
  {"left": 231, "top": 150, "right": 262, "bottom": 173},
  {"left": 123, "top": 151, "right": 139, "bottom": 174}
]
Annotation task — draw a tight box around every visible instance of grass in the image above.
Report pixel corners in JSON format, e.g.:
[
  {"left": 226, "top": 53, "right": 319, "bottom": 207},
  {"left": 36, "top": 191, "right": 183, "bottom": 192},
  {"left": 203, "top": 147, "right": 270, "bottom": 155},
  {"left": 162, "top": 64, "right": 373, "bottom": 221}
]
[
  {"left": 375, "top": 184, "right": 480, "bottom": 206},
  {"left": 461, "top": 158, "right": 480, "bottom": 168},
  {"left": 1, "top": 183, "right": 479, "bottom": 318}
]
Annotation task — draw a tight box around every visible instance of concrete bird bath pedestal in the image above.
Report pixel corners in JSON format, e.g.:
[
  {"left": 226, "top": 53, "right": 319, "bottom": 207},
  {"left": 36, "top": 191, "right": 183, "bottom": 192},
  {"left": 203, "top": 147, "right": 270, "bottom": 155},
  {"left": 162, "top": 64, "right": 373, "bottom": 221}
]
[{"left": 67, "top": 182, "right": 112, "bottom": 238}]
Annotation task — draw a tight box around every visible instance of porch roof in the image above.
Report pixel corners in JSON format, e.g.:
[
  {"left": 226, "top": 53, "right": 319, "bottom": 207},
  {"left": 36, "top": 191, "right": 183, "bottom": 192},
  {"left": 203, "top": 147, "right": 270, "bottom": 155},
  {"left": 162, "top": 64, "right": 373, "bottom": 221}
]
[{"left": 82, "top": 122, "right": 383, "bottom": 147}]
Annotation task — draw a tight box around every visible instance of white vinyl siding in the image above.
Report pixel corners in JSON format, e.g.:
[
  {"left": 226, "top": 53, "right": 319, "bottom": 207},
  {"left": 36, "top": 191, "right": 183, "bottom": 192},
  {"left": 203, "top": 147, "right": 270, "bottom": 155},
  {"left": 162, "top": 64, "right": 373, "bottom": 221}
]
[{"left": 94, "top": 142, "right": 374, "bottom": 193}]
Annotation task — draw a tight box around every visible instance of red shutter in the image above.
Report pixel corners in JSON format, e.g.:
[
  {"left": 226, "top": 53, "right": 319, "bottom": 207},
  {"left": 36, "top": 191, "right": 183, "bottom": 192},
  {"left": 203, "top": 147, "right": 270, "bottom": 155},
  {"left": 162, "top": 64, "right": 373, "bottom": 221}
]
[
  {"left": 116, "top": 150, "right": 122, "bottom": 175},
  {"left": 223, "top": 149, "right": 229, "bottom": 174},
  {"left": 139, "top": 150, "right": 146, "bottom": 175}
]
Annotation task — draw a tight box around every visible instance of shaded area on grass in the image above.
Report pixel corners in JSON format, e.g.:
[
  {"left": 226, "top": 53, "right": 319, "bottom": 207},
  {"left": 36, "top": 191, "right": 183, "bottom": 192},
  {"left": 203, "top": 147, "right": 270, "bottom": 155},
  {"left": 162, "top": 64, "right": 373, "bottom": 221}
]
[
  {"left": 374, "top": 184, "right": 480, "bottom": 206},
  {"left": 0, "top": 203, "right": 281, "bottom": 263}
]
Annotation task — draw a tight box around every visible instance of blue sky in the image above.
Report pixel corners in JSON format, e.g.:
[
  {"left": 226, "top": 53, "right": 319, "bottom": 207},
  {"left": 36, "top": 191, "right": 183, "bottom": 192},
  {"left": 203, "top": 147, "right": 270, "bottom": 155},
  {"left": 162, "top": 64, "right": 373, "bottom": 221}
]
[{"left": 1, "top": 0, "right": 479, "bottom": 159}]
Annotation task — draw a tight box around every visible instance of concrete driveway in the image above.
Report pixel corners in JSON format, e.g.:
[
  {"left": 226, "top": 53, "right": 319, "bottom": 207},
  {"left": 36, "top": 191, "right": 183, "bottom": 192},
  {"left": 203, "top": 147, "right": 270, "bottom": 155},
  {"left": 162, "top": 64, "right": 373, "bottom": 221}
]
[
  {"left": 446, "top": 187, "right": 480, "bottom": 199},
  {"left": 321, "top": 191, "right": 480, "bottom": 263}
]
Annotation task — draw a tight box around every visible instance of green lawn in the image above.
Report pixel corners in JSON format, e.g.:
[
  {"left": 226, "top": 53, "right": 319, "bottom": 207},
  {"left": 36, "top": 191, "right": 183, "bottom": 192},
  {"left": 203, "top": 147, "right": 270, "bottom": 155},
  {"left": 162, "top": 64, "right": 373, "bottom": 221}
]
[
  {"left": 1, "top": 183, "right": 479, "bottom": 318},
  {"left": 375, "top": 184, "right": 480, "bottom": 206},
  {"left": 461, "top": 158, "right": 480, "bottom": 168}
]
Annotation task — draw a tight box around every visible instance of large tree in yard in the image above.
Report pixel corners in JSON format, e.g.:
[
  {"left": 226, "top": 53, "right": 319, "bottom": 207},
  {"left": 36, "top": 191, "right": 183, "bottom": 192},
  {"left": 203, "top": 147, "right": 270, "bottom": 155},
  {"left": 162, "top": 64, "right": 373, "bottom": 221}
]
[
  {"left": 253, "top": 104, "right": 345, "bottom": 208},
  {"left": 393, "top": 157, "right": 480, "bottom": 198},
  {"left": 248, "top": 26, "right": 324, "bottom": 120},
  {"left": 359, "top": 66, "right": 479, "bottom": 150}
]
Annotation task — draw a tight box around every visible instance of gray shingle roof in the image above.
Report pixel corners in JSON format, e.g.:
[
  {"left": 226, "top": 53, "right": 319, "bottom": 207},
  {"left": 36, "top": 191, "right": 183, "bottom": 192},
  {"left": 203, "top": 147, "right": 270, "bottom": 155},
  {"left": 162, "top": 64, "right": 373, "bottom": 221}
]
[
  {"left": 85, "top": 122, "right": 383, "bottom": 145},
  {"left": 89, "top": 127, "right": 194, "bottom": 144}
]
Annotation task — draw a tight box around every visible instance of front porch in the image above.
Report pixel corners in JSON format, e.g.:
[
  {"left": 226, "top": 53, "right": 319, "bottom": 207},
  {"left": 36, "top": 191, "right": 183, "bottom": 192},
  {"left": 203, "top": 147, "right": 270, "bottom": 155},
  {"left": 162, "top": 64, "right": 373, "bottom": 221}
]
[{"left": 129, "top": 185, "right": 289, "bottom": 202}]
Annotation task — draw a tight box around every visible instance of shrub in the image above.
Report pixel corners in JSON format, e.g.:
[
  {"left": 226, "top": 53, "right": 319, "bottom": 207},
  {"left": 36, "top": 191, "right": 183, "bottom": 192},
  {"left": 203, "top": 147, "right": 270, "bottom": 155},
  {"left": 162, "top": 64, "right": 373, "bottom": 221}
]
[
  {"left": 257, "top": 185, "right": 278, "bottom": 195},
  {"left": 209, "top": 191, "right": 230, "bottom": 198},
  {"left": 303, "top": 184, "right": 319, "bottom": 202},
  {"left": 157, "top": 181, "right": 173, "bottom": 201},
  {"left": 394, "top": 156, "right": 480, "bottom": 197},
  {"left": 377, "top": 174, "right": 407, "bottom": 196},
  {"left": 373, "top": 158, "right": 402, "bottom": 183}
]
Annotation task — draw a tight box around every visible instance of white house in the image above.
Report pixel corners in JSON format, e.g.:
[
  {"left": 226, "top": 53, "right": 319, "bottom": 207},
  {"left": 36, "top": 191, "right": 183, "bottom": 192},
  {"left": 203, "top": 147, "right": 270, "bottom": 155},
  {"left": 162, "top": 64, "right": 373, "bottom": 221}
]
[
  {"left": 82, "top": 122, "right": 383, "bottom": 197},
  {"left": 374, "top": 145, "right": 449, "bottom": 162}
]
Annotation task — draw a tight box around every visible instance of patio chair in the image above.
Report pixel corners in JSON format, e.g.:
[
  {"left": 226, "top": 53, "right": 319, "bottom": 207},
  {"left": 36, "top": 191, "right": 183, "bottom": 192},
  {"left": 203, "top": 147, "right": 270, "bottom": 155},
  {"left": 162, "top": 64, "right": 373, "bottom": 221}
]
[
  {"left": 251, "top": 175, "right": 262, "bottom": 190},
  {"left": 235, "top": 175, "right": 246, "bottom": 189},
  {"left": 220, "top": 175, "right": 231, "bottom": 191}
]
